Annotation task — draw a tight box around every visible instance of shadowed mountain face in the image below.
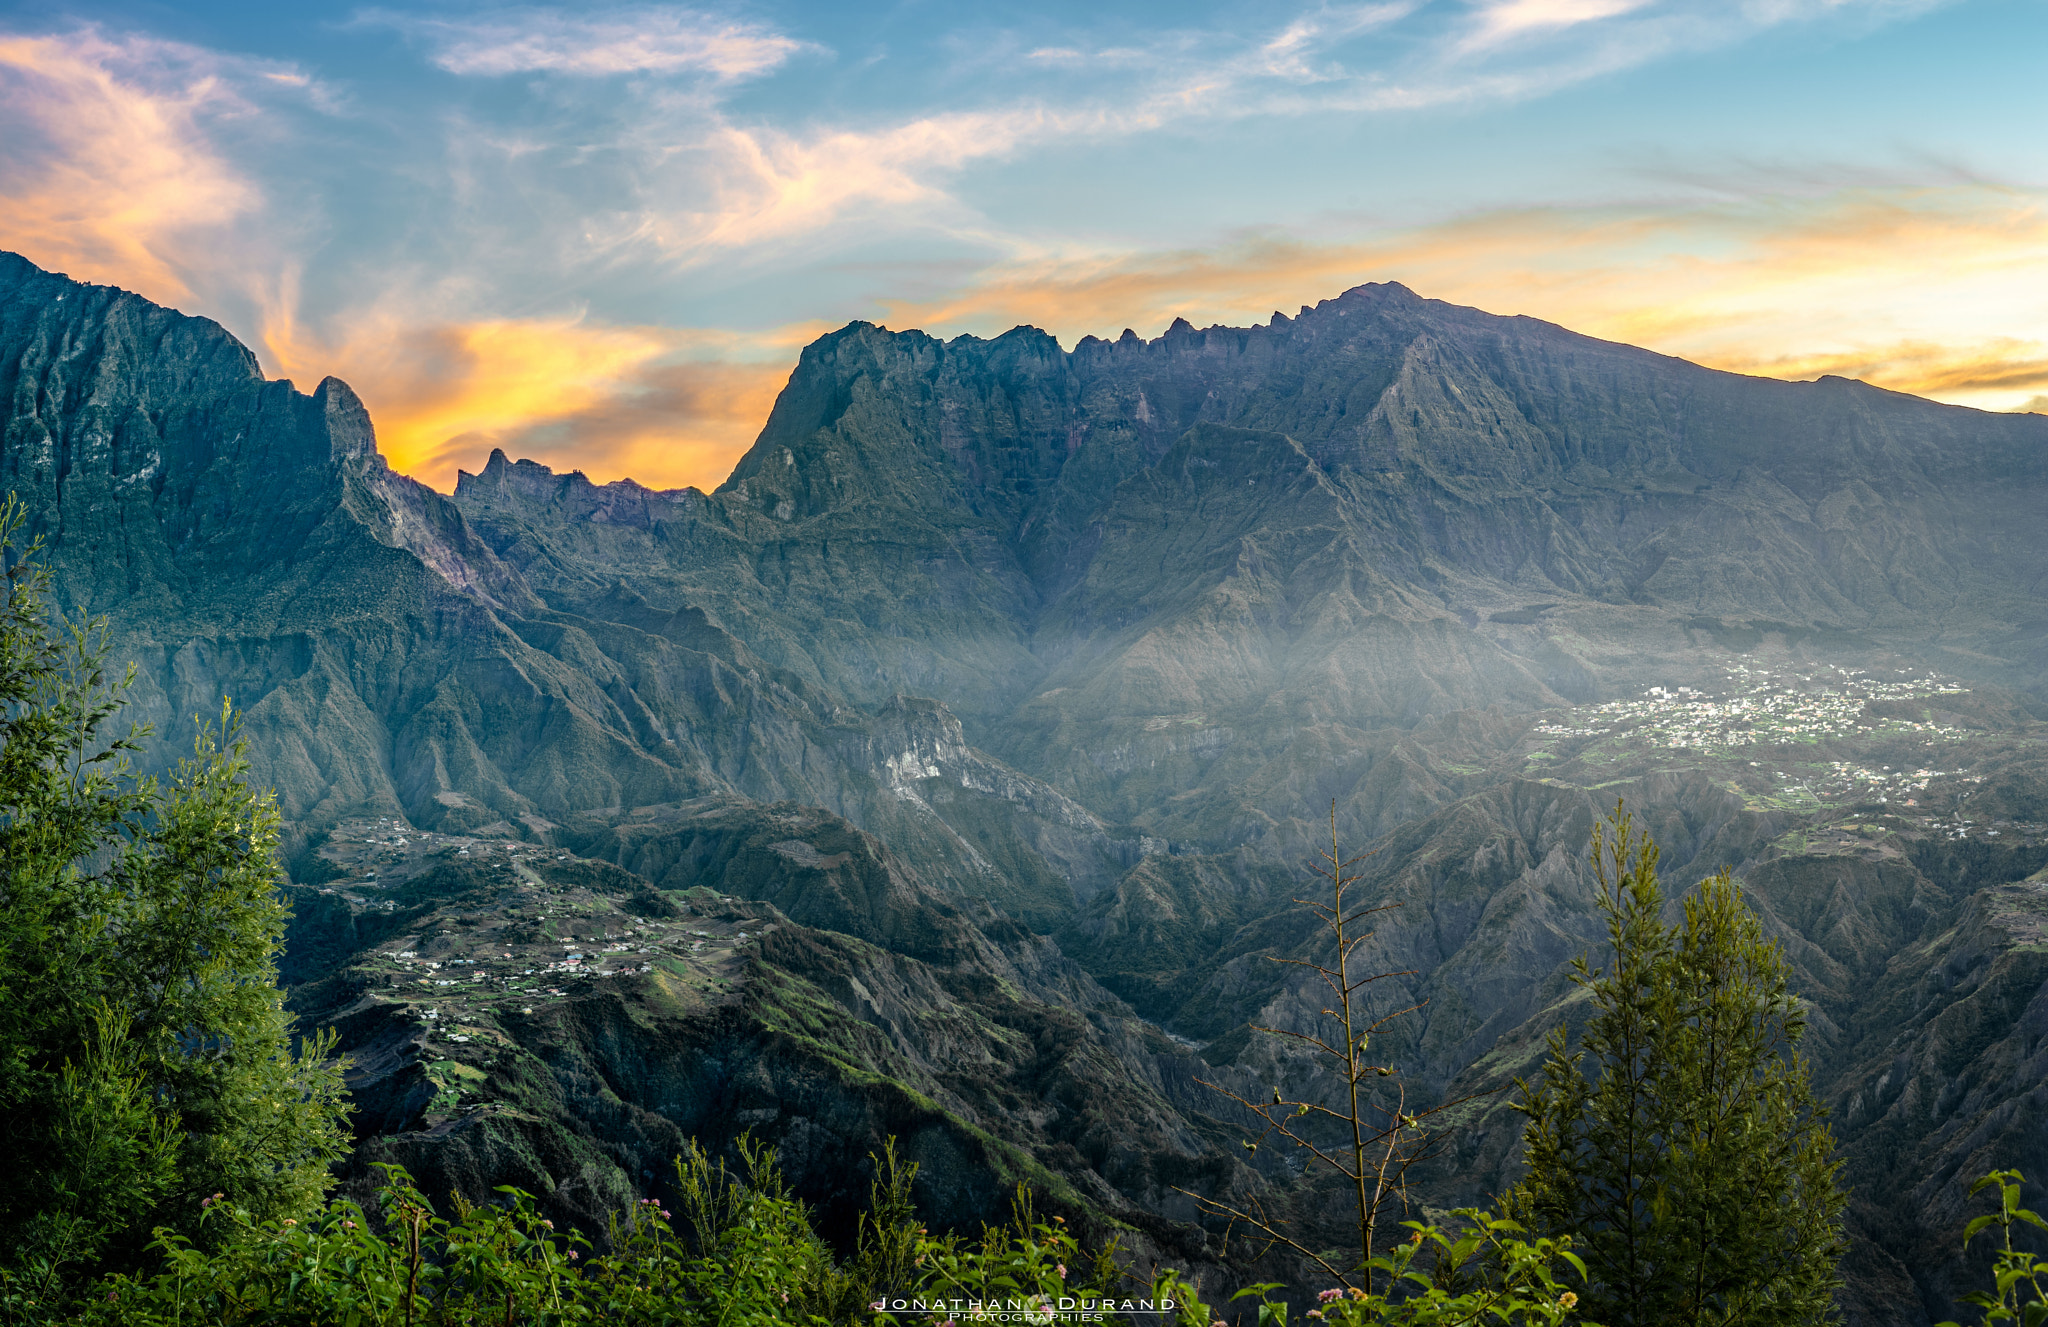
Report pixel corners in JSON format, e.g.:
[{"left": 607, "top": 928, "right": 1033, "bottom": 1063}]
[
  {"left": 6, "top": 247, "right": 2048, "bottom": 1323},
  {"left": 454, "top": 295, "right": 2047, "bottom": 861}
]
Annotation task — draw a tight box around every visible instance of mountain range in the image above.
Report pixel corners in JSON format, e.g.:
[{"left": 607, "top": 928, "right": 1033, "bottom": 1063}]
[{"left": 4, "top": 247, "right": 2046, "bottom": 1325}]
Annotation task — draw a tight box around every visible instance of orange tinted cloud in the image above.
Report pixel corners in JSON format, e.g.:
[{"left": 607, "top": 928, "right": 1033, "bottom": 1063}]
[
  {"left": 0, "top": 30, "right": 259, "bottom": 307},
  {"left": 267, "top": 314, "right": 800, "bottom": 492},
  {"left": 1705, "top": 340, "right": 2048, "bottom": 401},
  {"left": 883, "top": 183, "right": 2048, "bottom": 411},
  {"left": 628, "top": 104, "right": 1115, "bottom": 262},
  {"left": 316, "top": 184, "right": 2048, "bottom": 496},
  {"left": 481, "top": 356, "right": 794, "bottom": 491}
]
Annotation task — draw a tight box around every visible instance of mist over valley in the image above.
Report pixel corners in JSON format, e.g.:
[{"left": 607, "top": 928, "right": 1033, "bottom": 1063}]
[{"left": 5, "top": 248, "right": 2046, "bottom": 1325}]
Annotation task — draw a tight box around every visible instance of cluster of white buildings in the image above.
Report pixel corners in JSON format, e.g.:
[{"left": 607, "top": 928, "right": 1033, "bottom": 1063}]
[{"left": 1530, "top": 664, "right": 1971, "bottom": 753}]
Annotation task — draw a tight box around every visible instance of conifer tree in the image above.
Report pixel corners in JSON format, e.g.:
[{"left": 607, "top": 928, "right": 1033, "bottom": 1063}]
[
  {"left": 1510, "top": 804, "right": 1847, "bottom": 1326},
  {"left": 0, "top": 497, "right": 350, "bottom": 1297}
]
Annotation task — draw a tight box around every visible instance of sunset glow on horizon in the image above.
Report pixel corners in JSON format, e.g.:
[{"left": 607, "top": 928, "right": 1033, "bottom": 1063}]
[{"left": 3, "top": 0, "right": 2043, "bottom": 492}]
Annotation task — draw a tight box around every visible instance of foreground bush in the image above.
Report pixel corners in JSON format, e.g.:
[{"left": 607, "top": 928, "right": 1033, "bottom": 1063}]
[
  {"left": 1220, "top": 1212, "right": 1583, "bottom": 1327},
  {"left": 0, "top": 1133, "right": 1602, "bottom": 1326},
  {"left": 1512, "top": 806, "right": 1845, "bottom": 1327},
  {"left": 17, "top": 1139, "right": 1152, "bottom": 1326},
  {"left": 0, "top": 497, "right": 349, "bottom": 1304},
  {"left": 1938, "top": 1169, "right": 2048, "bottom": 1327}
]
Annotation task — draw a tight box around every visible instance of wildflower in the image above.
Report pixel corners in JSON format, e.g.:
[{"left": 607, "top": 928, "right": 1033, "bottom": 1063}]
[
  {"left": 661, "top": 1209, "right": 671, "bottom": 1219},
  {"left": 568, "top": 1250, "right": 579, "bottom": 1260},
  {"left": 1308, "top": 1313, "right": 1323, "bottom": 1321},
  {"left": 1056, "top": 1264, "right": 1067, "bottom": 1278},
  {"left": 282, "top": 1219, "right": 297, "bottom": 1227},
  {"left": 1319, "top": 1289, "right": 1345, "bottom": 1303},
  {"left": 542, "top": 1220, "right": 554, "bottom": 1229},
  {"left": 344, "top": 1220, "right": 357, "bottom": 1230},
  {"left": 1348, "top": 1289, "right": 1368, "bottom": 1301},
  {"left": 1559, "top": 1292, "right": 1578, "bottom": 1310}
]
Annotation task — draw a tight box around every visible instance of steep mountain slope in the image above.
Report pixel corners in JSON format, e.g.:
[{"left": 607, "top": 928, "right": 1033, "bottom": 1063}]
[
  {"left": 456, "top": 290, "right": 2048, "bottom": 867},
  {"left": 0, "top": 254, "right": 1111, "bottom": 904},
  {"left": 706, "top": 292, "right": 2047, "bottom": 686},
  {"left": 280, "top": 806, "right": 1249, "bottom": 1275},
  {"left": 8, "top": 247, "right": 2048, "bottom": 1322}
]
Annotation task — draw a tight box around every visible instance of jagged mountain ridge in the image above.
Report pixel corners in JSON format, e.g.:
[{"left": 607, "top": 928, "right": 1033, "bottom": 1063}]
[
  {"left": 0, "top": 244, "right": 1261, "bottom": 1271},
  {"left": 454, "top": 287, "right": 2046, "bottom": 865},
  {"left": 715, "top": 291, "right": 2045, "bottom": 659},
  {"left": 703, "top": 296, "right": 2046, "bottom": 638},
  {"left": 7, "top": 248, "right": 2048, "bottom": 1324},
  {"left": 0, "top": 252, "right": 1118, "bottom": 905}
]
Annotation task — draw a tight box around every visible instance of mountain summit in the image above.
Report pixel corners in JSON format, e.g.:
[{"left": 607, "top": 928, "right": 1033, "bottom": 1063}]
[{"left": 5, "top": 249, "right": 2045, "bottom": 1324}]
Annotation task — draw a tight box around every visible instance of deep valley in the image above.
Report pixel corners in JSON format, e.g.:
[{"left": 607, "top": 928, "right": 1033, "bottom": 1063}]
[{"left": 5, "top": 246, "right": 2046, "bottom": 1324}]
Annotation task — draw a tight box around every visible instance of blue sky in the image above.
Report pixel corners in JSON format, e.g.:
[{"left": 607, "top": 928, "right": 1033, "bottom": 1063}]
[{"left": 2, "top": 0, "right": 2043, "bottom": 489}]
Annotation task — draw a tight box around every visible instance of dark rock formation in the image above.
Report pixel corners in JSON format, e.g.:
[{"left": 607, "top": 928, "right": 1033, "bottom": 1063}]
[{"left": 7, "top": 247, "right": 2048, "bottom": 1322}]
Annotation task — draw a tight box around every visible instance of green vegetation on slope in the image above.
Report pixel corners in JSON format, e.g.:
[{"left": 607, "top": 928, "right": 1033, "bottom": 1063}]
[
  {"left": 0, "top": 502, "right": 350, "bottom": 1304},
  {"left": 1511, "top": 807, "right": 1846, "bottom": 1325}
]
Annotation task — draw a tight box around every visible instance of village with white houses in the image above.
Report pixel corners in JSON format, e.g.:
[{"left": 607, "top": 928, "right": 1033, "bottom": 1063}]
[
  {"left": 1519, "top": 660, "right": 2046, "bottom": 852},
  {"left": 291, "top": 824, "right": 779, "bottom": 1121}
]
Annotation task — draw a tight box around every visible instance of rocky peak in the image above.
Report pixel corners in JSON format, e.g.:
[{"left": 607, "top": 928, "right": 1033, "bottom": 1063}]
[
  {"left": 316, "top": 377, "right": 380, "bottom": 462},
  {"left": 0, "top": 248, "right": 532, "bottom": 622},
  {"left": 457, "top": 449, "right": 698, "bottom": 529}
]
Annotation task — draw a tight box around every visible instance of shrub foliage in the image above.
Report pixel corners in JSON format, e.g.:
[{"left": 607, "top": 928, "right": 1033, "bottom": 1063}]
[
  {"left": 0, "top": 497, "right": 349, "bottom": 1309},
  {"left": 1509, "top": 805, "right": 1847, "bottom": 1326}
]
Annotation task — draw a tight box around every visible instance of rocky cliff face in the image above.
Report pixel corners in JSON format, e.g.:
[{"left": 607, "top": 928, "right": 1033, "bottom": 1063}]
[
  {"left": 454, "top": 289, "right": 2046, "bottom": 870},
  {"left": 7, "top": 247, "right": 2048, "bottom": 1322},
  {"left": 710, "top": 289, "right": 2045, "bottom": 671}
]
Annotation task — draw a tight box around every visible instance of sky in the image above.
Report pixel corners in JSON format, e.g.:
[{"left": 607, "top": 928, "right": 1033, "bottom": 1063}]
[{"left": 1, "top": 0, "right": 2043, "bottom": 492}]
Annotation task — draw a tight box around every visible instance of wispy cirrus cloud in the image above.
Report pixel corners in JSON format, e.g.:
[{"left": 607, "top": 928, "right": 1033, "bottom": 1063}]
[
  {"left": 485, "top": 0, "right": 1953, "bottom": 280},
  {"left": 641, "top": 107, "right": 1092, "bottom": 259},
  {"left": 1252, "top": 3, "right": 1418, "bottom": 80},
  {"left": 0, "top": 29, "right": 286, "bottom": 306},
  {"left": 353, "top": 6, "right": 806, "bottom": 79},
  {"left": 21, "top": 0, "right": 1930, "bottom": 314},
  {"left": 1461, "top": 0, "right": 1658, "bottom": 49},
  {"left": 2, "top": 1, "right": 2024, "bottom": 501},
  {"left": 1113, "top": 0, "right": 1949, "bottom": 118}
]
